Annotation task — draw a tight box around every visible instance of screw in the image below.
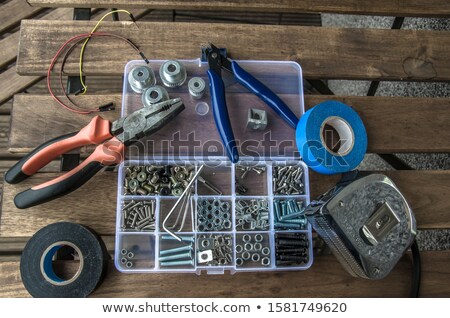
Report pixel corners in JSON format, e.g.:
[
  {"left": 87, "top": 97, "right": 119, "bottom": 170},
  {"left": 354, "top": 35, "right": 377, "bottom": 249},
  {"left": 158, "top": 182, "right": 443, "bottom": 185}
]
[
  {"left": 161, "top": 235, "right": 194, "bottom": 242},
  {"left": 277, "top": 239, "right": 309, "bottom": 247},
  {"left": 159, "top": 244, "right": 193, "bottom": 256},
  {"left": 159, "top": 251, "right": 192, "bottom": 262},
  {"left": 161, "top": 259, "right": 195, "bottom": 267},
  {"left": 240, "top": 166, "right": 250, "bottom": 179},
  {"left": 197, "top": 176, "right": 222, "bottom": 195}
]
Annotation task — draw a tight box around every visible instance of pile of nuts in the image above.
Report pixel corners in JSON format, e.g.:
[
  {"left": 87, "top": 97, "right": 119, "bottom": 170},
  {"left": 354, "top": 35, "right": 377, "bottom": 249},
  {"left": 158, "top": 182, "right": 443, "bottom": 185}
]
[
  {"left": 275, "top": 232, "right": 309, "bottom": 266},
  {"left": 121, "top": 200, "right": 156, "bottom": 231},
  {"left": 235, "top": 199, "right": 270, "bottom": 231},
  {"left": 235, "top": 233, "right": 271, "bottom": 267},
  {"left": 120, "top": 249, "right": 135, "bottom": 268},
  {"left": 197, "top": 234, "right": 233, "bottom": 266},
  {"left": 273, "top": 199, "right": 307, "bottom": 230},
  {"left": 197, "top": 199, "right": 232, "bottom": 232},
  {"left": 123, "top": 165, "right": 194, "bottom": 196},
  {"left": 273, "top": 165, "right": 304, "bottom": 195}
]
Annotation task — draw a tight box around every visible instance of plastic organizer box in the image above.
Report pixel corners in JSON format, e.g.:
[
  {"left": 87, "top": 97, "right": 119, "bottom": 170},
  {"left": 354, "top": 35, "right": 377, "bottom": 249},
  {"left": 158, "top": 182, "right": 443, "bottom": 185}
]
[{"left": 115, "top": 59, "right": 312, "bottom": 274}]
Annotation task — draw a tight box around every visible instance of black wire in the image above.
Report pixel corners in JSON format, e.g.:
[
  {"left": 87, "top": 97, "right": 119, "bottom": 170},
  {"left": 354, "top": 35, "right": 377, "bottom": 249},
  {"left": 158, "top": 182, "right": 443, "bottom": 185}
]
[{"left": 410, "top": 239, "right": 421, "bottom": 297}]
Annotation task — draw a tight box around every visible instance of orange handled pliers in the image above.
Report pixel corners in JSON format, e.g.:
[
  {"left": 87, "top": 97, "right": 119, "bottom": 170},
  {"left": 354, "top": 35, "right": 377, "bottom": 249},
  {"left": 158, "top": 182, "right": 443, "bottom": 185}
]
[{"left": 5, "top": 98, "right": 184, "bottom": 209}]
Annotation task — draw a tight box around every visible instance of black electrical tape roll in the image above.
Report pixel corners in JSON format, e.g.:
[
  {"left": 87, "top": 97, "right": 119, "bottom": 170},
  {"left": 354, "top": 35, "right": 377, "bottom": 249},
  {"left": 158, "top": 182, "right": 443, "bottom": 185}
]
[{"left": 20, "top": 222, "right": 109, "bottom": 298}]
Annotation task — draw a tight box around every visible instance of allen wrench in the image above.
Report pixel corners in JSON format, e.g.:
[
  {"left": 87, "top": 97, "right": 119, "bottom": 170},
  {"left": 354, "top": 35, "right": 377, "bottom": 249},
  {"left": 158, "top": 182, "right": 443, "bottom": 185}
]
[{"left": 163, "top": 165, "right": 204, "bottom": 241}]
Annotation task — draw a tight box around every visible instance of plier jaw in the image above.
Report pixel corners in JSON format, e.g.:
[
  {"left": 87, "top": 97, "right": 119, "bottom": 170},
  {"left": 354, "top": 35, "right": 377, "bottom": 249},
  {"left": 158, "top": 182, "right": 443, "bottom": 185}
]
[
  {"left": 111, "top": 98, "right": 185, "bottom": 146},
  {"left": 203, "top": 43, "right": 299, "bottom": 163},
  {"left": 203, "top": 43, "right": 232, "bottom": 75}
]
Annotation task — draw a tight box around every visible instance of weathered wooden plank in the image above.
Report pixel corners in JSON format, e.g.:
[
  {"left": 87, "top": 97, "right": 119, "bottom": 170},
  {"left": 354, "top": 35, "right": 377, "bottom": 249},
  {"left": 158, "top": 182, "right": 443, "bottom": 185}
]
[
  {"left": 0, "top": 8, "right": 75, "bottom": 70},
  {"left": 9, "top": 94, "right": 450, "bottom": 153},
  {"left": 0, "top": 68, "right": 41, "bottom": 105},
  {"left": 27, "top": 0, "right": 450, "bottom": 17},
  {"left": 0, "top": 251, "right": 449, "bottom": 297},
  {"left": 1, "top": 170, "right": 449, "bottom": 237},
  {"left": 17, "top": 20, "right": 450, "bottom": 81},
  {"left": 0, "top": 9, "right": 153, "bottom": 106},
  {"left": 0, "top": 32, "right": 20, "bottom": 70},
  {"left": 9, "top": 94, "right": 121, "bottom": 153},
  {"left": 0, "top": 0, "right": 45, "bottom": 34}
]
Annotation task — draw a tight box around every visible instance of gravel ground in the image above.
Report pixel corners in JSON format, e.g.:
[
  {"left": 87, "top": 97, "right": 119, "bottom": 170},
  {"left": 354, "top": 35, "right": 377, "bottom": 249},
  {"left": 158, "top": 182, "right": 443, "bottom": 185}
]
[{"left": 321, "top": 14, "right": 449, "bottom": 250}]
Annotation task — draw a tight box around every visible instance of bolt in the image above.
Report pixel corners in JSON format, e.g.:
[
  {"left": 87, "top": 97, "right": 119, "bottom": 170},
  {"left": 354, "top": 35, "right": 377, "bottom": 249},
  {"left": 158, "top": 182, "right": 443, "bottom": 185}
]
[
  {"left": 240, "top": 166, "right": 250, "bottom": 179},
  {"left": 161, "top": 259, "right": 195, "bottom": 267},
  {"left": 197, "top": 176, "right": 222, "bottom": 195},
  {"left": 160, "top": 244, "right": 193, "bottom": 256},
  {"left": 142, "top": 184, "right": 154, "bottom": 193},
  {"left": 277, "top": 239, "right": 309, "bottom": 247},
  {"left": 159, "top": 251, "right": 192, "bottom": 262},
  {"left": 276, "top": 248, "right": 307, "bottom": 254},
  {"left": 161, "top": 235, "right": 194, "bottom": 242}
]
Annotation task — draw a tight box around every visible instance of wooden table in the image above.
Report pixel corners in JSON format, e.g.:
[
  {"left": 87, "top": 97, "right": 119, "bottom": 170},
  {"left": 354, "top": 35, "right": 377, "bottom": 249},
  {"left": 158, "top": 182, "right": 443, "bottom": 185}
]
[{"left": 0, "top": 0, "right": 449, "bottom": 297}]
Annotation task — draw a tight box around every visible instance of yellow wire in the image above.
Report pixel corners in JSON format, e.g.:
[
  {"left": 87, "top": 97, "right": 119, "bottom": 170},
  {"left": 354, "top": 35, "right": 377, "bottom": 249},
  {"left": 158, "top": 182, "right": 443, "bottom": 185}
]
[{"left": 79, "top": 9, "right": 133, "bottom": 95}]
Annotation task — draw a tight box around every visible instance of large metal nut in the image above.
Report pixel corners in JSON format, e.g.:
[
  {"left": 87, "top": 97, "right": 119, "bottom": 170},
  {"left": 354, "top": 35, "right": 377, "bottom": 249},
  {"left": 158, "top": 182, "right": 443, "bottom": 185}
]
[
  {"left": 128, "top": 65, "right": 156, "bottom": 93},
  {"left": 188, "top": 77, "right": 206, "bottom": 99},
  {"left": 247, "top": 108, "right": 268, "bottom": 130},
  {"left": 159, "top": 60, "right": 187, "bottom": 87},
  {"left": 142, "top": 85, "right": 169, "bottom": 107}
]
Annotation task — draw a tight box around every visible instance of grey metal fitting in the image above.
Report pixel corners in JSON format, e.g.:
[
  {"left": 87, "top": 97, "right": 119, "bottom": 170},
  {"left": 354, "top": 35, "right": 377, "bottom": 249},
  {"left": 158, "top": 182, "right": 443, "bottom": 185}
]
[
  {"left": 254, "top": 234, "right": 264, "bottom": 242},
  {"left": 128, "top": 65, "right": 156, "bottom": 93},
  {"left": 142, "top": 85, "right": 169, "bottom": 107},
  {"left": 242, "top": 251, "right": 251, "bottom": 261},
  {"left": 261, "top": 247, "right": 271, "bottom": 256},
  {"left": 251, "top": 253, "right": 261, "bottom": 262},
  {"left": 188, "top": 77, "right": 206, "bottom": 99},
  {"left": 159, "top": 60, "right": 187, "bottom": 87},
  {"left": 236, "top": 258, "right": 244, "bottom": 267},
  {"left": 261, "top": 257, "right": 271, "bottom": 266},
  {"left": 243, "top": 234, "right": 251, "bottom": 243},
  {"left": 244, "top": 243, "right": 253, "bottom": 251},
  {"left": 247, "top": 108, "right": 268, "bottom": 130}
]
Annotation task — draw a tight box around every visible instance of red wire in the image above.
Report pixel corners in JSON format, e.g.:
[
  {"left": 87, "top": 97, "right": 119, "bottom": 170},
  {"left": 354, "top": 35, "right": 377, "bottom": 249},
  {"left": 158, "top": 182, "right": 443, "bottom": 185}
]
[{"left": 47, "top": 32, "right": 141, "bottom": 114}]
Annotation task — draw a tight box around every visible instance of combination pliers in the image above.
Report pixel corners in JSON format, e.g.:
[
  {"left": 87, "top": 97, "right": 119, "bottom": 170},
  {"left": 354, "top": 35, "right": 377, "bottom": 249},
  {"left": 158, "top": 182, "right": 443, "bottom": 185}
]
[
  {"left": 5, "top": 98, "right": 184, "bottom": 209},
  {"left": 203, "top": 43, "right": 299, "bottom": 163}
]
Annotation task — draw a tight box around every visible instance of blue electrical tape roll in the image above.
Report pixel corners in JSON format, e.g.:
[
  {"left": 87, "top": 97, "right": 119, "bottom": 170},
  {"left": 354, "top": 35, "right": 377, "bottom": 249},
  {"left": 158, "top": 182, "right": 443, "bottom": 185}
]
[{"left": 296, "top": 101, "right": 367, "bottom": 175}]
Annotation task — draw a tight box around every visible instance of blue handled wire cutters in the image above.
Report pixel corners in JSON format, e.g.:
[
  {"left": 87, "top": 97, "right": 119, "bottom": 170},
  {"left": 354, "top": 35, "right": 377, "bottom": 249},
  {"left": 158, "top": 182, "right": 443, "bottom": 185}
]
[{"left": 203, "top": 43, "right": 299, "bottom": 163}]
